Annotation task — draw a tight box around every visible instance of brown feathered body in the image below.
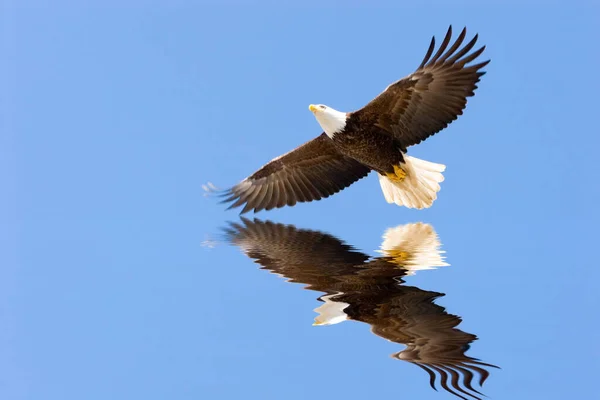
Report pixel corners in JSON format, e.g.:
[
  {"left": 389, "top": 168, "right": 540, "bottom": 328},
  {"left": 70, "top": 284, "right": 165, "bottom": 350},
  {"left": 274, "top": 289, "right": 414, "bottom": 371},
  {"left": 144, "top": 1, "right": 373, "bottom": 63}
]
[{"left": 331, "top": 116, "right": 404, "bottom": 175}]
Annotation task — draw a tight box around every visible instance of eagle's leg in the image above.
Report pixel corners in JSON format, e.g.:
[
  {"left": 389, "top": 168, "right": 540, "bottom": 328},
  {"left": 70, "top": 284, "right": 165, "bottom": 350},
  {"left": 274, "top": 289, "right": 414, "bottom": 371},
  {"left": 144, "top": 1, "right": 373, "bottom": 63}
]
[
  {"left": 386, "top": 249, "right": 409, "bottom": 264},
  {"left": 385, "top": 164, "right": 407, "bottom": 183}
]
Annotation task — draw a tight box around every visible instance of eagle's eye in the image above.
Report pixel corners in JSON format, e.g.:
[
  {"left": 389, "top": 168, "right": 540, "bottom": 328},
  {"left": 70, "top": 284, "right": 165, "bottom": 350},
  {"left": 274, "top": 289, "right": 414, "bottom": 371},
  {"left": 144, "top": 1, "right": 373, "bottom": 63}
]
[{"left": 320, "top": 105, "right": 326, "bottom": 109}]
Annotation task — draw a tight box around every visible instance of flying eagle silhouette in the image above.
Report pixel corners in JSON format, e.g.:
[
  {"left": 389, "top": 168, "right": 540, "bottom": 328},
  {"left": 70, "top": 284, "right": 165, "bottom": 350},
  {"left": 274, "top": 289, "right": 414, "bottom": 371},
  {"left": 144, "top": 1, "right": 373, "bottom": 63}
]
[{"left": 217, "top": 26, "right": 489, "bottom": 213}]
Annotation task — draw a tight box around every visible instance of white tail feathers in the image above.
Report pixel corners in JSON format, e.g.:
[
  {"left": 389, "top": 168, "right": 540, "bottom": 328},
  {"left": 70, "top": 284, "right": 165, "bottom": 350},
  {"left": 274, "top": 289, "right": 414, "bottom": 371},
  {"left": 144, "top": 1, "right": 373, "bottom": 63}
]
[
  {"left": 377, "top": 156, "right": 446, "bottom": 209},
  {"left": 377, "top": 222, "right": 449, "bottom": 274}
]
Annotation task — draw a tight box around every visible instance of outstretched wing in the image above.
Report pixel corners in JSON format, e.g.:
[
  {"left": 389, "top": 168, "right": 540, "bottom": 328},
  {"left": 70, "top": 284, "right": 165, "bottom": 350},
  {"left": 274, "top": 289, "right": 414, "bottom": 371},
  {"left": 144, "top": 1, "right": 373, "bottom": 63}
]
[
  {"left": 352, "top": 26, "right": 489, "bottom": 148},
  {"left": 389, "top": 310, "right": 499, "bottom": 400},
  {"left": 221, "top": 133, "right": 371, "bottom": 214},
  {"left": 363, "top": 291, "right": 499, "bottom": 400},
  {"left": 223, "top": 218, "right": 370, "bottom": 288}
]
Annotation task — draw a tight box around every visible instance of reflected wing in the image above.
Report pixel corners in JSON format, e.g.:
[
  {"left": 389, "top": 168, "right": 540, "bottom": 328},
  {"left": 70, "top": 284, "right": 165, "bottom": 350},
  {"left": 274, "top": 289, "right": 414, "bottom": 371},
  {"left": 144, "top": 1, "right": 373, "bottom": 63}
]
[
  {"left": 352, "top": 26, "right": 489, "bottom": 148},
  {"left": 224, "top": 218, "right": 370, "bottom": 288},
  {"left": 362, "top": 290, "right": 498, "bottom": 400},
  {"left": 221, "top": 134, "right": 371, "bottom": 214}
]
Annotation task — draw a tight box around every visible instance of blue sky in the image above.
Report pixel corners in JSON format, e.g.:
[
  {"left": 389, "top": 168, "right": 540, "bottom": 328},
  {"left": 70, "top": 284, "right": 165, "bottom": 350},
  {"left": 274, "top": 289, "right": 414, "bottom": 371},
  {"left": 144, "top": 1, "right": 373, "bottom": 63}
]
[{"left": 4, "top": 2, "right": 600, "bottom": 400}]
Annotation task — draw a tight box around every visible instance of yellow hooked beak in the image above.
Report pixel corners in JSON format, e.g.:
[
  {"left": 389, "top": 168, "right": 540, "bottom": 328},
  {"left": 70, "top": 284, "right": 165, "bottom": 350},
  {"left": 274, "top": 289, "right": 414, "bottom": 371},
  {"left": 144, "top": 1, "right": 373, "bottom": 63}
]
[{"left": 309, "top": 104, "right": 318, "bottom": 113}]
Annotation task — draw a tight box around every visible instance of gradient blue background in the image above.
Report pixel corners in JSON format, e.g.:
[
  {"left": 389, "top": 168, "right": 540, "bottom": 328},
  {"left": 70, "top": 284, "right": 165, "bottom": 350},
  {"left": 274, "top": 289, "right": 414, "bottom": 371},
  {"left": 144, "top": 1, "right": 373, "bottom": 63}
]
[{"left": 4, "top": 2, "right": 600, "bottom": 399}]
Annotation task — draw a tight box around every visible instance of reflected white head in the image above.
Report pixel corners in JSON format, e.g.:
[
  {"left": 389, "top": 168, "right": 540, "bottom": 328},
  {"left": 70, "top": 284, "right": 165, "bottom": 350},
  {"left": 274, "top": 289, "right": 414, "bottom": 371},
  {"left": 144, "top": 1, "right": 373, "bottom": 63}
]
[
  {"left": 312, "top": 294, "right": 349, "bottom": 326},
  {"left": 309, "top": 104, "right": 347, "bottom": 138}
]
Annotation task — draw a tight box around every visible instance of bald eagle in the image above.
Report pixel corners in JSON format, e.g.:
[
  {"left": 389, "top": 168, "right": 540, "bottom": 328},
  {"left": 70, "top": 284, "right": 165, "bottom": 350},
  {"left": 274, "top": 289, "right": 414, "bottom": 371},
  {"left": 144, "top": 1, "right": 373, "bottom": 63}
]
[
  {"left": 224, "top": 218, "right": 498, "bottom": 399},
  {"left": 218, "top": 26, "right": 489, "bottom": 213}
]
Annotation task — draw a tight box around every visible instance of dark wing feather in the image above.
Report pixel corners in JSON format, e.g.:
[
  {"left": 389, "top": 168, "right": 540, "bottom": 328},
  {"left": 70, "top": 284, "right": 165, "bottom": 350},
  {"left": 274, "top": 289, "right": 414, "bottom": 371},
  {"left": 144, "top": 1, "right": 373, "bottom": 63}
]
[
  {"left": 352, "top": 26, "right": 489, "bottom": 148},
  {"left": 223, "top": 218, "right": 371, "bottom": 288},
  {"left": 365, "top": 291, "right": 499, "bottom": 400},
  {"left": 221, "top": 133, "right": 371, "bottom": 214}
]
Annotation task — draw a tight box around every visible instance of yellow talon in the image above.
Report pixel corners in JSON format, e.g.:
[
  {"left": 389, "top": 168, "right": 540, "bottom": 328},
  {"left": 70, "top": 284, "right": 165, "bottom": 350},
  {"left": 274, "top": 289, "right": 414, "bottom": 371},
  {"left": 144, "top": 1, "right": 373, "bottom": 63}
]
[
  {"left": 386, "top": 165, "right": 407, "bottom": 182},
  {"left": 385, "top": 249, "right": 410, "bottom": 265}
]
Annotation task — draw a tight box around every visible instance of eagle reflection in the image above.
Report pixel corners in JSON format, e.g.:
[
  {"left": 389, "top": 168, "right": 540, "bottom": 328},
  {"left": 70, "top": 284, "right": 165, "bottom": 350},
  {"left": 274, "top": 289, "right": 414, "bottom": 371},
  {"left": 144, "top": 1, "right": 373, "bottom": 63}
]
[{"left": 223, "top": 219, "right": 498, "bottom": 400}]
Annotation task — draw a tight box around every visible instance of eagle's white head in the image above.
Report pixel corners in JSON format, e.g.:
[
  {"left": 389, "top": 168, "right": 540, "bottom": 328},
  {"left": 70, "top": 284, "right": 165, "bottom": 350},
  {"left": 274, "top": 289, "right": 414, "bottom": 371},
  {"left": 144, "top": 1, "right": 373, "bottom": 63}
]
[{"left": 309, "top": 104, "right": 347, "bottom": 138}]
